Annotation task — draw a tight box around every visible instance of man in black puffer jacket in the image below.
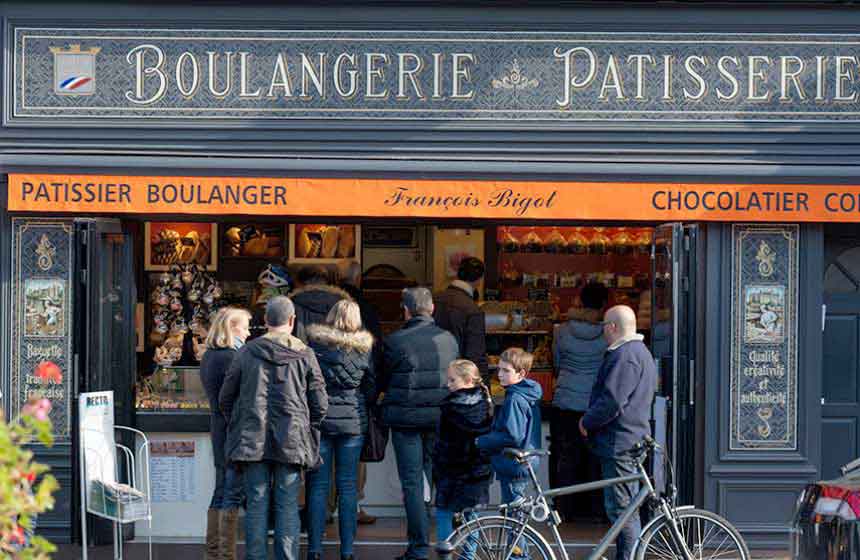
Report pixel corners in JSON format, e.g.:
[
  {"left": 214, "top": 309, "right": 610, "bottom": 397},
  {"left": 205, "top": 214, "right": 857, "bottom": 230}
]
[
  {"left": 380, "top": 287, "right": 459, "bottom": 560},
  {"left": 289, "top": 266, "right": 353, "bottom": 343},
  {"left": 220, "top": 296, "right": 328, "bottom": 560}
]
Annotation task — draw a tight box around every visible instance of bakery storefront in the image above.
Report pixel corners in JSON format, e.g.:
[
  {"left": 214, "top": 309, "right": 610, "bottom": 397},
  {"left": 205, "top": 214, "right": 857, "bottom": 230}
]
[{"left": 2, "top": 3, "right": 860, "bottom": 550}]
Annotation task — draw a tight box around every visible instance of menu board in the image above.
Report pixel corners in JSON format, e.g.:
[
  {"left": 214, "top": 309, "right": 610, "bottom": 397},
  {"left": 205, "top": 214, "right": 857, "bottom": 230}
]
[
  {"left": 730, "top": 225, "right": 799, "bottom": 451},
  {"left": 150, "top": 441, "right": 196, "bottom": 503}
]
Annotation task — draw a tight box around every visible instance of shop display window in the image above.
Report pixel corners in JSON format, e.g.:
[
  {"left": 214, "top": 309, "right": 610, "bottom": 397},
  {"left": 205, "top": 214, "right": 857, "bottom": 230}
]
[
  {"left": 490, "top": 225, "right": 655, "bottom": 404},
  {"left": 135, "top": 366, "right": 209, "bottom": 413}
]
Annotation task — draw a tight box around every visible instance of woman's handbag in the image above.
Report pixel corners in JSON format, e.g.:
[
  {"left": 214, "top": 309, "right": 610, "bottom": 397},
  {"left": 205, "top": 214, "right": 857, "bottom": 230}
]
[{"left": 361, "top": 406, "right": 389, "bottom": 463}]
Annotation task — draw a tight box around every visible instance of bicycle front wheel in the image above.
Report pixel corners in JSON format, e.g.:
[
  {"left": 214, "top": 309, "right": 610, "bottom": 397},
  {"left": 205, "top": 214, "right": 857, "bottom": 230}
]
[
  {"left": 446, "top": 515, "right": 556, "bottom": 560},
  {"left": 635, "top": 508, "right": 750, "bottom": 560}
]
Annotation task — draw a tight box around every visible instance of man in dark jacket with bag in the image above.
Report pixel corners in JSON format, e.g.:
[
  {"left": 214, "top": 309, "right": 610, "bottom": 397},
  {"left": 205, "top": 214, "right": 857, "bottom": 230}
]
[
  {"left": 220, "top": 296, "right": 329, "bottom": 560},
  {"left": 380, "top": 287, "right": 459, "bottom": 560},
  {"left": 434, "top": 257, "right": 489, "bottom": 381},
  {"left": 579, "top": 305, "right": 657, "bottom": 560}
]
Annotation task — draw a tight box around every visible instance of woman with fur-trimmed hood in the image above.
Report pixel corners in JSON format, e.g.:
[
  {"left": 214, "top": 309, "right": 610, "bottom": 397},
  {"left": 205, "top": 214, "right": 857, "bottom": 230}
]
[{"left": 305, "top": 300, "right": 375, "bottom": 560}]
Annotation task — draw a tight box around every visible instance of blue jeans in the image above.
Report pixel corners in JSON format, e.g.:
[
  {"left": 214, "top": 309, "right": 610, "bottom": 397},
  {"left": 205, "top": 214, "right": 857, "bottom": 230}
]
[
  {"left": 244, "top": 462, "right": 302, "bottom": 560},
  {"left": 436, "top": 508, "right": 477, "bottom": 554},
  {"left": 500, "top": 478, "right": 530, "bottom": 557},
  {"left": 210, "top": 464, "right": 243, "bottom": 509},
  {"left": 307, "top": 434, "right": 364, "bottom": 556},
  {"left": 391, "top": 429, "right": 436, "bottom": 559},
  {"left": 600, "top": 456, "right": 641, "bottom": 560}
]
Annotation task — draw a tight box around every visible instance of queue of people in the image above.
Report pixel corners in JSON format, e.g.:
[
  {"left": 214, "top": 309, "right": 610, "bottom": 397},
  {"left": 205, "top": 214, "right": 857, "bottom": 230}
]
[{"left": 200, "top": 260, "right": 656, "bottom": 560}]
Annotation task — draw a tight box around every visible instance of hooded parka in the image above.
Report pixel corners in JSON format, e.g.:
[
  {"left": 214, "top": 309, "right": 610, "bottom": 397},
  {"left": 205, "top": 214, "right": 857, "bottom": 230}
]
[
  {"left": 219, "top": 331, "right": 329, "bottom": 469},
  {"left": 307, "top": 324, "right": 375, "bottom": 436}
]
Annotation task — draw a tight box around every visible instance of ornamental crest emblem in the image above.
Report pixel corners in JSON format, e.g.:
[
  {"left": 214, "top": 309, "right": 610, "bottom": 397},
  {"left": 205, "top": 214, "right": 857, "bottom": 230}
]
[
  {"left": 50, "top": 44, "right": 101, "bottom": 96},
  {"left": 491, "top": 59, "right": 539, "bottom": 91},
  {"left": 755, "top": 241, "right": 776, "bottom": 278},
  {"left": 35, "top": 234, "right": 56, "bottom": 271}
]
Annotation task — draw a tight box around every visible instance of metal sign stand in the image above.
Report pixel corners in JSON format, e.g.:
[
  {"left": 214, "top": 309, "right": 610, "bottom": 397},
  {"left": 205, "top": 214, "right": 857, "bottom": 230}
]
[{"left": 79, "top": 392, "right": 152, "bottom": 560}]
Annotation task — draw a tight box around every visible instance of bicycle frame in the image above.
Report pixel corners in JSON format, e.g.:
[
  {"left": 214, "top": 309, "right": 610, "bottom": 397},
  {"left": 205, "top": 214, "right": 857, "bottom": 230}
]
[{"left": 503, "top": 456, "right": 694, "bottom": 560}]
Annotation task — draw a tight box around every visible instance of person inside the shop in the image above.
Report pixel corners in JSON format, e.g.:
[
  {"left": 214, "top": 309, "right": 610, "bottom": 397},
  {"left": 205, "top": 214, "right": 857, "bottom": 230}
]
[
  {"left": 434, "top": 257, "right": 489, "bottom": 382},
  {"left": 380, "top": 287, "right": 459, "bottom": 560},
  {"left": 550, "top": 281, "right": 609, "bottom": 523},
  {"left": 433, "top": 359, "right": 493, "bottom": 548},
  {"left": 338, "top": 261, "right": 382, "bottom": 526},
  {"left": 220, "top": 296, "right": 329, "bottom": 560},
  {"left": 306, "top": 300, "right": 376, "bottom": 560},
  {"left": 579, "top": 305, "right": 657, "bottom": 560},
  {"left": 290, "top": 265, "right": 354, "bottom": 343},
  {"left": 200, "top": 307, "right": 252, "bottom": 560},
  {"left": 476, "top": 347, "right": 543, "bottom": 555}
]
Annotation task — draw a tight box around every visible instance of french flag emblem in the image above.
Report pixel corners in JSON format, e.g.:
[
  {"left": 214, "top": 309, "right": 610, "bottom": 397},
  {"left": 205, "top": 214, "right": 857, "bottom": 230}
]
[
  {"left": 59, "top": 76, "right": 92, "bottom": 91},
  {"left": 51, "top": 44, "right": 100, "bottom": 95}
]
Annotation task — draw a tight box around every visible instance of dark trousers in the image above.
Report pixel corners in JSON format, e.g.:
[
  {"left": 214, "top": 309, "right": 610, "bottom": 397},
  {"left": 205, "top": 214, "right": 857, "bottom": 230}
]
[
  {"left": 549, "top": 408, "right": 605, "bottom": 522},
  {"left": 599, "top": 456, "right": 641, "bottom": 560},
  {"left": 209, "top": 463, "right": 244, "bottom": 510},
  {"left": 391, "top": 429, "right": 436, "bottom": 559}
]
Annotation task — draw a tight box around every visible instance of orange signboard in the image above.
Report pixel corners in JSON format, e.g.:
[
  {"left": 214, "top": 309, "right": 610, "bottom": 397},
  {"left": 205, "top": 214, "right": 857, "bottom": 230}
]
[{"left": 8, "top": 174, "right": 860, "bottom": 222}]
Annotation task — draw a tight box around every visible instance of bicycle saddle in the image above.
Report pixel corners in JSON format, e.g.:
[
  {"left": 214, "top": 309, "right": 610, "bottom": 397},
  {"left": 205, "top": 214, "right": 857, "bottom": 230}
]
[{"left": 503, "top": 448, "right": 550, "bottom": 463}]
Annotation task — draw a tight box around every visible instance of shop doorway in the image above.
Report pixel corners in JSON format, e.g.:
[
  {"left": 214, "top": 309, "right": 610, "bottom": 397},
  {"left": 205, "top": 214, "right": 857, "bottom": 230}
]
[
  {"left": 651, "top": 224, "right": 698, "bottom": 506},
  {"left": 72, "top": 218, "right": 137, "bottom": 543},
  {"left": 822, "top": 227, "right": 860, "bottom": 479}
]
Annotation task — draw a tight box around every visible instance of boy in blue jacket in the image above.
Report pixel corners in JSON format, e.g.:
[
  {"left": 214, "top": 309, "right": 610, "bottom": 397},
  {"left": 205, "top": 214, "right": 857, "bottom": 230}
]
[{"left": 476, "top": 347, "right": 543, "bottom": 508}]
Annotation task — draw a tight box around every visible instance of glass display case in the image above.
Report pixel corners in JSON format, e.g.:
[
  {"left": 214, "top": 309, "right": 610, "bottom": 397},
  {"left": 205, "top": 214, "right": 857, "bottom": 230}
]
[{"left": 135, "top": 366, "right": 210, "bottom": 413}]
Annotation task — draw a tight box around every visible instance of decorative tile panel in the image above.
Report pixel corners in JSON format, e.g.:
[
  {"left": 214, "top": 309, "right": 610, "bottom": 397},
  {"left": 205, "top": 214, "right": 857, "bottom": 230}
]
[
  {"left": 10, "top": 219, "right": 75, "bottom": 441},
  {"left": 730, "top": 224, "right": 799, "bottom": 451}
]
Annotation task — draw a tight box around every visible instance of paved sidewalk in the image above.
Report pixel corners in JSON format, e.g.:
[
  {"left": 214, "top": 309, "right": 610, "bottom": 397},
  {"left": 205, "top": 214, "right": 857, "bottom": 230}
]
[{"left": 54, "top": 518, "right": 791, "bottom": 559}]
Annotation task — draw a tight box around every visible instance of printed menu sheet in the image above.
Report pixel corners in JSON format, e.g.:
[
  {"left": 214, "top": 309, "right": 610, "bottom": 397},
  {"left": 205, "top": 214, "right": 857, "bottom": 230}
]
[{"left": 150, "top": 440, "right": 196, "bottom": 503}]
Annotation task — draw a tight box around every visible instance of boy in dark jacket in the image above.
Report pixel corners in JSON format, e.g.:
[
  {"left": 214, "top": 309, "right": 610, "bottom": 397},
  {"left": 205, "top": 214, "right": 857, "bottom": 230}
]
[{"left": 476, "top": 348, "right": 543, "bottom": 507}]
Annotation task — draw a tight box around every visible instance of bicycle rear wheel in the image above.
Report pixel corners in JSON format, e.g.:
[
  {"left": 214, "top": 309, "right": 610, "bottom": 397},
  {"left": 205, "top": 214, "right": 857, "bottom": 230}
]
[
  {"left": 446, "top": 515, "right": 556, "bottom": 560},
  {"left": 635, "top": 508, "right": 750, "bottom": 560}
]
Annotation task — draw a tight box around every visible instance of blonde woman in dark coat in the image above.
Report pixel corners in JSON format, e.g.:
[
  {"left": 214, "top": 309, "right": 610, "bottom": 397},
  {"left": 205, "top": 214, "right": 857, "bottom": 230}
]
[{"left": 200, "top": 307, "right": 250, "bottom": 560}]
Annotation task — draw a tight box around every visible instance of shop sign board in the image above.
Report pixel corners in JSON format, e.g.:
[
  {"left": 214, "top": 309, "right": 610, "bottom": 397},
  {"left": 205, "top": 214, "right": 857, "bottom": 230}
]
[
  {"left": 729, "top": 224, "right": 798, "bottom": 451},
  {"left": 10, "top": 218, "right": 74, "bottom": 441},
  {"left": 9, "top": 174, "right": 860, "bottom": 223},
  {"left": 13, "top": 27, "right": 860, "bottom": 125}
]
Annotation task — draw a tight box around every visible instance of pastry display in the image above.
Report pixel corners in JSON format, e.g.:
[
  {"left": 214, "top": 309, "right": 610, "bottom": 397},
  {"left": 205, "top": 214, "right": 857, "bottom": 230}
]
[
  {"left": 500, "top": 228, "right": 520, "bottom": 253},
  {"left": 589, "top": 227, "right": 610, "bottom": 255},
  {"left": 148, "top": 224, "right": 214, "bottom": 268},
  {"left": 224, "top": 225, "right": 284, "bottom": 257},
  {"left": 566, "top": 228, "right": 589, "bottom": 254},
  {"left": 543, "top": 228, "right": 566, "bottom": 253},
  {"left": 611, "top": 227, "right": 634, "bottom": 255},
  {"left": 295, "top": 225, "right": 358, "bottom": 259},
  {"left": 321, "top": 226, "right": 339, "bottom": 258},
  {"left": 298, "top": 228, "right": 324, "bottom": 258},
  {"left": 151, "top": 228, "right": 182, "bottom": 265},
  {"left": 336, "top": 225, "right": 356, "bottom": 258}
]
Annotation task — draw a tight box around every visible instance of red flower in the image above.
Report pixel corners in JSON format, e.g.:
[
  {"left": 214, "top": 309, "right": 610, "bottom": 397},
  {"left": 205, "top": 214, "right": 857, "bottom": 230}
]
[{"left": 34, "top": 361, "right": 62, "bottom": 384}]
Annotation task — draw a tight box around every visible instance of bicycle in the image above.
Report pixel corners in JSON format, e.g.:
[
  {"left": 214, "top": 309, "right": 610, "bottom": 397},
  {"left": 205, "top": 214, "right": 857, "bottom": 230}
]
[{"left": 439, "top": 436, "right": 749, "bottom": 560}]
